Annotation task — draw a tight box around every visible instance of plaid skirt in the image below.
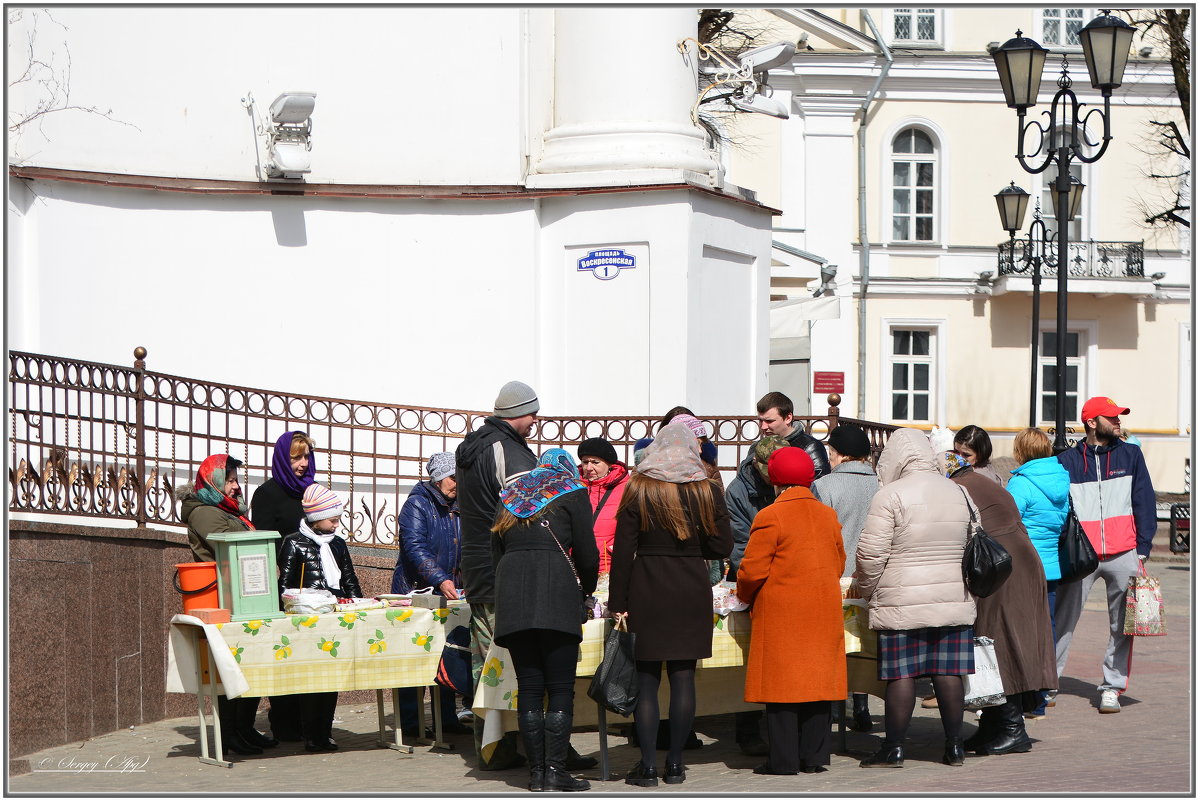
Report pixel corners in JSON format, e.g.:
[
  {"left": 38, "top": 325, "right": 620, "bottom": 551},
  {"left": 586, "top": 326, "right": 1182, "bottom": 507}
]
[{"left": 877, "top": 625, "right": 975, "bottom": 680}]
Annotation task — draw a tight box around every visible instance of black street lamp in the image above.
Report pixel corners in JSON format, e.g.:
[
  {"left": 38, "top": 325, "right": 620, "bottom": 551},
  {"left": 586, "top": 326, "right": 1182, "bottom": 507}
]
[
  {"left": 995, "top": 182, "right": 1083, "bottom": 428},
  {"left": 991, "top": 10, "right": 1135, "bottom": 452}
]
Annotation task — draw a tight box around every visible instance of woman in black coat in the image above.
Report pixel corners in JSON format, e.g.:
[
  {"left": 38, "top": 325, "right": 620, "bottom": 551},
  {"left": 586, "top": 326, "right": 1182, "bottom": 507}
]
[
  {"left": 491, "top": 449, "right": 599, "bottom": 793},
  {"left": 608, "top": 422, "right": 733, "bottom": 787},
  {"left": 251, "top": 430, "right": 316, "bottom": 742}
]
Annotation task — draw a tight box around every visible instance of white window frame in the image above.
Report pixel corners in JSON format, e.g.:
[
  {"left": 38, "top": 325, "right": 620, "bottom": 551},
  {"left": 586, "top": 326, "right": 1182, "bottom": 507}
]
[
  {"left": 887, "top": 124, "right": 943, "bottom": 244},
  {"left": 1035, "top": 319, "right": 1098, "bottom": 428},
  {"left": 881, "top": 319, "right": 947, "bottom": 425},
  {"left": 886, "top": 8, "right": 945, "bottom": 49},
  {"left": 1039, "top": 8, "right": 1092, "bottom": 50}
]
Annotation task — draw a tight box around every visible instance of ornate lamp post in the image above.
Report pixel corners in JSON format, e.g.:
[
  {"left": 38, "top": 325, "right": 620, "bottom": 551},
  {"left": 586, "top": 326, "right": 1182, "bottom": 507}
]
[
  {"left": 995, "top": 181, "right": 1084, "bottom": 428},
  {"left": 991, "top": 10, "right": 1135, "bottom": 451}
]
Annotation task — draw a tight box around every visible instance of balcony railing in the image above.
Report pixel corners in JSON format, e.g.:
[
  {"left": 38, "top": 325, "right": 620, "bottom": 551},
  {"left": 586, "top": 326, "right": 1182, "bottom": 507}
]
[
  {"left": 8, "top": 348, "right": 897, "bottom": 549},
  {"left": 997, "top": 240, "right": 1144, "bottom": 278}
]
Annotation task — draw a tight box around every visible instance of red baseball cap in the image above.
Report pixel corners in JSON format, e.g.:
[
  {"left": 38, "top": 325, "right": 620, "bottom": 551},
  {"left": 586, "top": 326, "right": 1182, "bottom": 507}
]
[{"left": 1080, "top": 396, "right": 1130, "bottom": 423}]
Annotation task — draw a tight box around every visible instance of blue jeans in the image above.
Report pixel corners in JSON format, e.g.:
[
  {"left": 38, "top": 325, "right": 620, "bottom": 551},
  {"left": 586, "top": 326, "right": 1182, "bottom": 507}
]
[{"left": 1033, "top": 580, "right": 1058, "bottom": 715}]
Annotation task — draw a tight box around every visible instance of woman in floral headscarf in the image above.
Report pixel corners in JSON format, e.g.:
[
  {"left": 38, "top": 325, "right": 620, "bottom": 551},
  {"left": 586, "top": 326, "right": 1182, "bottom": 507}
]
[
  {"left": 177, "top": 454, "right": 275, "bottom": 757},
  {"left": 608, "top": 422, "right": 733, "bottom": 787},
  {"left": 491, "top": 449, "right": 599, "bottom": 793}
]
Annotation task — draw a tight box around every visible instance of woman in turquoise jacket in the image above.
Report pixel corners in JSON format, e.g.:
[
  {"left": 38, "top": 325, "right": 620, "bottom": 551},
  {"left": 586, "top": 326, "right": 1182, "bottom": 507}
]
[{"left": 1005, "top": 428, "right": 1070, "bottom": 719}]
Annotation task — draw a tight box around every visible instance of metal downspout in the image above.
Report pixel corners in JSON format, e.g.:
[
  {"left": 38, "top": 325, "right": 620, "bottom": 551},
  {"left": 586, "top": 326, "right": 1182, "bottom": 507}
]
[{"left": 857, "top": 11, "right": 892, "bottom": 417}]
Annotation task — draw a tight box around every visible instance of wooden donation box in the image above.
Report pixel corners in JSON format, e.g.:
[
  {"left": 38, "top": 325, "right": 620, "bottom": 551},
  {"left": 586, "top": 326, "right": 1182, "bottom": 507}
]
[{"left": 208, "top": 530, "right": 283, "bottom": 621}]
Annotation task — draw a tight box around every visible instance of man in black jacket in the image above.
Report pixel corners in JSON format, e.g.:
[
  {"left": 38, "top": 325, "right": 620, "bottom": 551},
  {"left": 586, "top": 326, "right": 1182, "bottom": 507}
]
[{"left": 455, "top": 381, "right": 540, "bottom": 770}]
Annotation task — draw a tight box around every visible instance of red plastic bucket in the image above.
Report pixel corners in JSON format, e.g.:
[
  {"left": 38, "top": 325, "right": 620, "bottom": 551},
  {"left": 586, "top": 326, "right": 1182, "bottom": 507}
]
[{"left": 174, "top": 562, "right": 219, "bottom": 614}]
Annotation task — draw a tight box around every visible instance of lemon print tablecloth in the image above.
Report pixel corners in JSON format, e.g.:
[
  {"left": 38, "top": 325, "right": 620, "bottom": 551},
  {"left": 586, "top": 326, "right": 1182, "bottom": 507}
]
[
  {"left": 168, "top": 604, "right": 472, "bottom": 697},
  {"left": 472, "top": 603, "right": 882, "bottom": 756}
]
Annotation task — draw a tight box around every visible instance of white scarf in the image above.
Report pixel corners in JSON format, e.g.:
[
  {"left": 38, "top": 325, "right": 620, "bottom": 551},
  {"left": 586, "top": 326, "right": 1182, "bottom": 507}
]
[{"left": 299, "top": 519, "right": 343, "bottom": 593}]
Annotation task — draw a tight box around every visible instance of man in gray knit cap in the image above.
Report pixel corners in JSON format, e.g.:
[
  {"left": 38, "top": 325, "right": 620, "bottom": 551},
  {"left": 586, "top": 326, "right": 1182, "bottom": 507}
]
[{"left": 457, "top": 381, "right": 594, "bottom": 770}]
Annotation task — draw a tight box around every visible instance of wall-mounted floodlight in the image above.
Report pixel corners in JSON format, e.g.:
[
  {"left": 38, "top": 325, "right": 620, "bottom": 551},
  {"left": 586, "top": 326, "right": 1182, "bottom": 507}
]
[
  {"left": 269, "top": 92, "right": 317, "bottom": 124},
  {"left": 264, "top": 91, "right": 316, "bottom": 179},
  {"left": 740, "top": 41, "right": 797, "bottom": 74},
  {"left": 731, "top": 92, "right": 790, "bottom": 119},
  {"left": 679, "top": 38, "right": 796, "bottom": 123}
]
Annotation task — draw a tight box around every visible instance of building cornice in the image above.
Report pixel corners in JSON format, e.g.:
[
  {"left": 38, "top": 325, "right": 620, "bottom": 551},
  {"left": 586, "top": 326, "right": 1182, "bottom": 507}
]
[{"left": 8, "top": 166, "right": 780, "bottom": 213}]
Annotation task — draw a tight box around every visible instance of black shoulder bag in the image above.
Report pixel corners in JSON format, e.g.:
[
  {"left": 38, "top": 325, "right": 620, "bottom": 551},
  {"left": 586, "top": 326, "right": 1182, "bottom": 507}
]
[
  {"left": 1057, "top": 496, "right": 1098, "bottom": 582},
  {"left": 958, "top": 486, "right": 1013, "bottom": 598}
]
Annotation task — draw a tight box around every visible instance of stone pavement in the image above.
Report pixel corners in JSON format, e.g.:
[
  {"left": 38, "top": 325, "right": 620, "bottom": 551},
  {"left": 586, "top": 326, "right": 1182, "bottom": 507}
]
[{"left": 8, "top": 560, "right": 1191, "bottom": 797}]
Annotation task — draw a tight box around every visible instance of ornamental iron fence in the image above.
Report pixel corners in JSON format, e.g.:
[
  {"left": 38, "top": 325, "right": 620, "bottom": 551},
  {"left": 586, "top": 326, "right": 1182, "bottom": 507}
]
[
  {"left": 9, "top": 348, "right": 897, "bottom": 549},
  {"left": 997, "top": 239, "right": 1144, "bottom": 278}
]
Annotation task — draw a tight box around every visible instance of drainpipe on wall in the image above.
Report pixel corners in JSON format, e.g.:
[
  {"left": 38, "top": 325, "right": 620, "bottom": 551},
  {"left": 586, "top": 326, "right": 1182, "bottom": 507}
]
[{"left": 857, "top": 11, "right": 892, "bottom": 417}]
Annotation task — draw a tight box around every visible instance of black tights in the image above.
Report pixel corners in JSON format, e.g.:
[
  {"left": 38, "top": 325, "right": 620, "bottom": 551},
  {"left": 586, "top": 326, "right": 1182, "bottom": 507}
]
[
  {"left": 634, "top": 659, "right": 696, "bottom": 766},
  {"left": 883, "top": 675, "right": 964, "bottom": 743},
  {"left": 504, "top": 628, "right": 580, "bottom": 714}
]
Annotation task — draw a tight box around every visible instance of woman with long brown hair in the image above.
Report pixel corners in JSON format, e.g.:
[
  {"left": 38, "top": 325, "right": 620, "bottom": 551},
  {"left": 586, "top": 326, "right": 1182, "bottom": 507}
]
[{"left": 608, "top": 421, "right": 732, "bottom": 787}]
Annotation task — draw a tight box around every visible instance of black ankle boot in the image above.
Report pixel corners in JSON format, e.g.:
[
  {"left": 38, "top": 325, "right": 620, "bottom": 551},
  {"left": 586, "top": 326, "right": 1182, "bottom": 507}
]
[
  {"left": 218, "top": 697, "right": 262, "bottom": 756},
  {"left": 543, "top": 711, "right": 590, "bottom": 792},
  {"left": 566, "top": 744, "right": 598, "bottom": 770},
  {"left": 625, "top": 761, "right": 658, "bottom": 786},
  {"left": 851, "top": 694, "right": 873, "bottom": 732},
  {"left": 859, "top": 741, "right": 904, "bottom": 768},
  {"left": 663, "top": 761, "right": 686, "bottom": 784},
  {"left": 518, "top": 710, "right": 546, "bottom": 792},
  {"left": 942, "top": 737, "right": 965, "bottom": 766},
  {"left": 965, "top": 706, "right": 1001, "bottom": 752},
  {"left": 980, "top": 699, "right": 1032, "bottom": 755}
]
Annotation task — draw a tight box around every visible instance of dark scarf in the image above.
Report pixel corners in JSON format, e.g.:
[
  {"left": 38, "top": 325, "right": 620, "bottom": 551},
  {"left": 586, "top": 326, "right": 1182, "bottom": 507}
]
[{"left": 271, "top": 430, "right": 316, "bottom": 499}]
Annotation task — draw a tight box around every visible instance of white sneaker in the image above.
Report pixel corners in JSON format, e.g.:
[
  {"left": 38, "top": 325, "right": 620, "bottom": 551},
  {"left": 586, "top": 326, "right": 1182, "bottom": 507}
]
[{"left": 1098, "top": 689, "right": 1121, "bottom": 713}]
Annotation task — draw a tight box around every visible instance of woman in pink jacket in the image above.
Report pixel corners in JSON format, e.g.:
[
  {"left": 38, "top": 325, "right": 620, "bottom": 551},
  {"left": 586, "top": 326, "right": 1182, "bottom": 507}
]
[{"left": 577, "top": 437, "right": 630, "bottom": 573}]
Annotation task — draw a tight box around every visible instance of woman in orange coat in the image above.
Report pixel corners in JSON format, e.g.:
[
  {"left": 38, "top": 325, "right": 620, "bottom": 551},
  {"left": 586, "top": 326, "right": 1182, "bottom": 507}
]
[{"left": 737, "top": 447, "right": 847, "bottom": 775}]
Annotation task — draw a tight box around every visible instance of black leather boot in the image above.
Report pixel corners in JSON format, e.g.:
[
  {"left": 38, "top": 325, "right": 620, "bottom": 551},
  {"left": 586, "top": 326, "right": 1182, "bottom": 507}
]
[
  {"left": 217, "top": 696, "right": 262, "bottom": 756},
  {"left": 965, "top": 706, "right": 1001, "bottom": 752},
  {"left": 566, "top": 744, "right": 598, "bottom": 770},
  {"left": 851, "top": 694, "right": 873, "bottom": 732},
  {"left": 942, "top": 737, "right": 965, "bottom": 766},
  {"left": 979, "top": 698, "right": 1032, "bottom": 755},
  {"left": 237, "top": 697, "right": 278, "bottom": 748},
  {"left": 518, "top": 710, "right": 546, "bottom": 792},
  {"left": 859, "top": 740, "right": 904, "bottom": 768},
  {"left": 543, "top": 711, "right": 591, "bottom": 792}
]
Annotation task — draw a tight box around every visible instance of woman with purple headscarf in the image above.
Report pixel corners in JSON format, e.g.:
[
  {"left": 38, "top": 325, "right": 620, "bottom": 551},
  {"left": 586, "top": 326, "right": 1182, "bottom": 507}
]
[{"left": 250, "top": 430, "right": 317, "bottom": 742}]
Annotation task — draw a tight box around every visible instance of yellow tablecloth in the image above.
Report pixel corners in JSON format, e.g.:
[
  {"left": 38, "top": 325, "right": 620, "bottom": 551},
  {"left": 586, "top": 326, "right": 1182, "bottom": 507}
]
[
  {"left": 473, "top": 602, "right": 883, "bottom": 756},
  {"left": 168, "top": 605, "right": 472, "bottom": 697}
]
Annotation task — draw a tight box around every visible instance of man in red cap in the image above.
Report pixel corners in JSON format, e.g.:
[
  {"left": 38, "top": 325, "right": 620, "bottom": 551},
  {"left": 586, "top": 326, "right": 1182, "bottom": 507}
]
[{"left": 1053, "top": 396, "right": 1156, "bottom": 714}]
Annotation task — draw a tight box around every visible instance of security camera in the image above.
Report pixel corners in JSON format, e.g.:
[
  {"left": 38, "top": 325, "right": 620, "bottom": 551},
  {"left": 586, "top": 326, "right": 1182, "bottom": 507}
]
[{"left": 739, "top": 41, "right": 797, "bottom": 74}]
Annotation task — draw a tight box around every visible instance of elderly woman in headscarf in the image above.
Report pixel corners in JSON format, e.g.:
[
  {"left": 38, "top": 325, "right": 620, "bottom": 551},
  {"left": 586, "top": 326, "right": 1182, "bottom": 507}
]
[
  {"left": 942, "top": 450, "right": 1056, "bottom": 756},
  {"left": 738, "top": 447, "right": 846, "bottom": 775},
  {"left": 250, "top": 430, "right": 316, "bottom": 743},
  {"left": 491, "top": 449, "right": 599, "bottom": 793},
  {"left": 177, "top": 454, "right": 275, "bottom": 756},
  {"left": 855, "top": 429, "right": 975, "bottom": 769},
  {"left": 608, "top": 422, "right": 733, "bottom": 788}
]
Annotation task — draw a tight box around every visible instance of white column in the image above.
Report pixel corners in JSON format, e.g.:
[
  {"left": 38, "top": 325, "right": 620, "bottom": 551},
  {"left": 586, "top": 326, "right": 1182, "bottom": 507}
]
[{"left": 528, "top": 8, "right": 718, "bottom": 188}]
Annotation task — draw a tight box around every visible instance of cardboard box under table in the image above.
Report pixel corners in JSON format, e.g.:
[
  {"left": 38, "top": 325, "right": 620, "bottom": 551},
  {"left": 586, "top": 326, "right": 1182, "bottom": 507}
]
[
  {"left": 473, "top": 600, "right": 883, "bottom": 778},
  {"left": 168, "top": 603, "right": 471, "bottom": 766}
]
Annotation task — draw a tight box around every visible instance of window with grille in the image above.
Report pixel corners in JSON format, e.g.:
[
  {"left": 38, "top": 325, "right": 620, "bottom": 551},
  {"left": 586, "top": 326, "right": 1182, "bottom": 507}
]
[
  {"left": 894, "top": 8, "right": 938, "bottom": 42},
  {"left": 891, "top": 128, "right": 937, "bottom": 242},
  {"left": 1039, "top": 329, "right": 1085, "bottom": 424},
  {"left": 1043, "top": 8, "right": 1087, "bottom": 46},
  {"left": 890, "top": 328, "right": 934, "bottom": 422}
]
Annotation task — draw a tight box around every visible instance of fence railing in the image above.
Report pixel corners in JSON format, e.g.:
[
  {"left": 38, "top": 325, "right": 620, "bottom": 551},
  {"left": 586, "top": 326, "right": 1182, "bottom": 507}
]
[
  {"left": 8, "top": 348, "right": 897, "bottom": 549},
  {"left": 997, "top": 239, "right": 1145, "bottom": 278}
]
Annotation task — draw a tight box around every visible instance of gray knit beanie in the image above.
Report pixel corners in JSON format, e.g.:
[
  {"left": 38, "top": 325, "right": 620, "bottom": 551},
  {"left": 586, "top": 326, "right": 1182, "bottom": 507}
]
[
  {"left": 426, "top": 452, "right": 456, "bottom": 483},
  {"left": 494, "top": 380, "right": 540, "bottom": 418}
]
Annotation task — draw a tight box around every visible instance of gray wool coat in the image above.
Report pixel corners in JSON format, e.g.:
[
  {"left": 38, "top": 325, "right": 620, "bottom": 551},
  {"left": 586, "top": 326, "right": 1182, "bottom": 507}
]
[{"left": 811, "top": 461, "right": 880, "bottom": 576}]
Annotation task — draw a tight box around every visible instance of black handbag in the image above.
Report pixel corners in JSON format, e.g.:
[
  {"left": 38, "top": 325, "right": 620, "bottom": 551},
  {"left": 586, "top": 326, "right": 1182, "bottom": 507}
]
[
  {"left": 586, "top": 617, "right": 639, "bottom": 716},
  {"left": 958, "top": 486, "right": 1013, "bottom": 598},
  {"left": 1058, "top": 498, "right": 1099, "bottom": 582}
]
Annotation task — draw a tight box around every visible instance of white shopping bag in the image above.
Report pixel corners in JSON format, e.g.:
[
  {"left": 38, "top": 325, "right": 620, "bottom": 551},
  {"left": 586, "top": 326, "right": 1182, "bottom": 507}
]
[{"left": 963, "top": 636, "right": 1005, "bottom": 709}]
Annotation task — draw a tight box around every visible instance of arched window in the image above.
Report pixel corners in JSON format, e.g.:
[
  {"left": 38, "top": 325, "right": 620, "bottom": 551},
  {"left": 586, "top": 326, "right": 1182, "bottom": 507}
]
[{"left": 891, "top": 128, "right": 937, "bottom": 242}]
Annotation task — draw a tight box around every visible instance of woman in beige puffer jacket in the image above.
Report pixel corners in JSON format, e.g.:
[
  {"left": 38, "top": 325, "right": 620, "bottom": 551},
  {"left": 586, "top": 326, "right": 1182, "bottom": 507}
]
[{"left": 854, "top": 428, "right": 976, "bottom": 769}]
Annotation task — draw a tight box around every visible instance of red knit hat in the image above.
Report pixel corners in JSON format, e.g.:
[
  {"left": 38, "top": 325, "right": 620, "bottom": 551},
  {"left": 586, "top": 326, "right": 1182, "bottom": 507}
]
[{"left": 767, "top": 447, "right": 815, "bottom": 488}]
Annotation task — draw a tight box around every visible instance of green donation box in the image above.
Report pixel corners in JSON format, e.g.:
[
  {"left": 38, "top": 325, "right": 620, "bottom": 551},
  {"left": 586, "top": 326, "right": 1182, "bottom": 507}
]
[{"left": 208, "top": 530, "right": 282, "bottom": 622}]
